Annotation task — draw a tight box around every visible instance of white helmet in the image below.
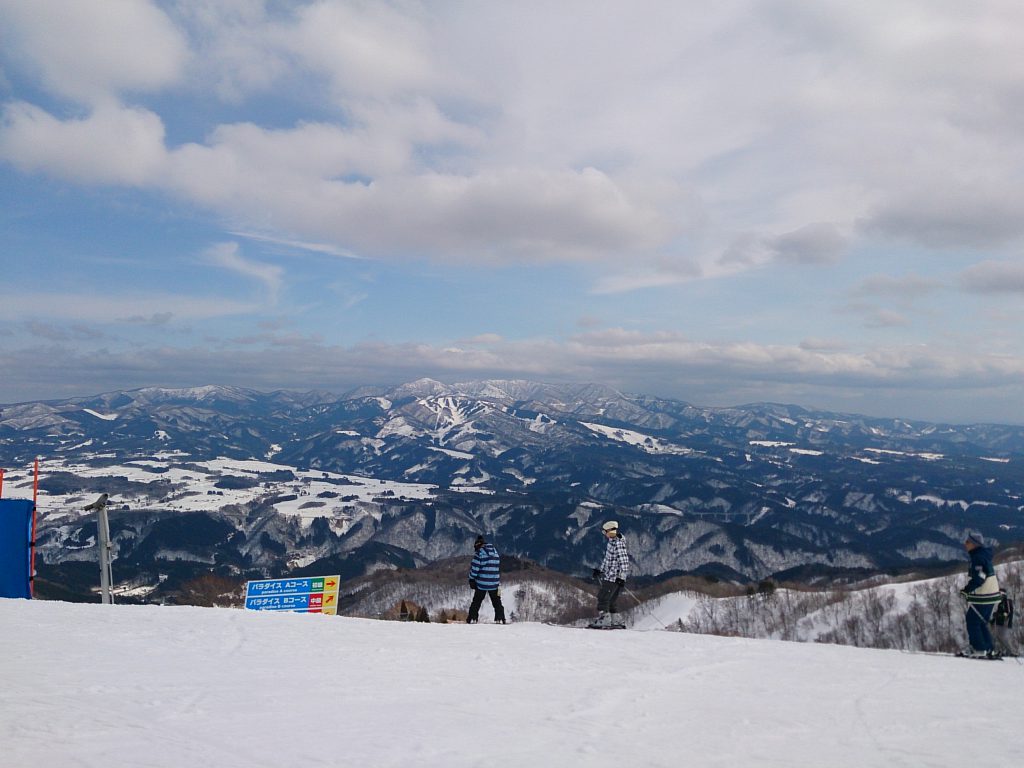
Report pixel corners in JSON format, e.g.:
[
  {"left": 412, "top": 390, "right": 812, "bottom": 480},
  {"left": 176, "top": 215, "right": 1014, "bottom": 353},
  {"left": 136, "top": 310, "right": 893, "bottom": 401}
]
[{"left": 602, "top": 520, "right": 619, "bottom": 532}]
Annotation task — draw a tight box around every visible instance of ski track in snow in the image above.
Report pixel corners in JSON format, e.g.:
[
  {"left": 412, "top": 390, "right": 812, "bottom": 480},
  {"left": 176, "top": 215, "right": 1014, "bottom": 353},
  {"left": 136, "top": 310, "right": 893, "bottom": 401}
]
[{"left": 2, "top": 599, "right": 1023, "bottom": 768}]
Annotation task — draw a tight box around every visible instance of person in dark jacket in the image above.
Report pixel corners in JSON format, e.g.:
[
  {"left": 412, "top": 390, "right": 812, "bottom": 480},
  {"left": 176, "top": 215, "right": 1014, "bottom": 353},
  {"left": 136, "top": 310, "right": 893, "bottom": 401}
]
[
  {"left": 960, "top": 533, "right": 1001, "bottom": 657},
  {"left": 467, "top": 535, "right": 506, "bottom": 624},
  {"left": 591, "top": 520, "right": 630, "bottom": 628}
]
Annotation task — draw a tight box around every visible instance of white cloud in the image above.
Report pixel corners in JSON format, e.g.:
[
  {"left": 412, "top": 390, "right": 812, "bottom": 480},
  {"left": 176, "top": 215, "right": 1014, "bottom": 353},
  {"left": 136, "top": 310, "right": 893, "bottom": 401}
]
[
  {"left": 766, "top": 223, "right": 846, "bottom": 265},
  {"left": 24, "top": 321, "right": 101, "bottom": 342},
  {"left": 166, "top": 2, "right": 289, "bottom": 103},
  {"left": 202, "top": 242, "right": 283, "bottom": 303},
  {"left": 852, "top": 274, "right": 943, "bottom": 299},
  {"left": 3, "top": 1, "right": 1023, "bottom": 272},
  {"left": 800, "top": 338, "right": 849, "bottom": 353},
  {"left": 169, "top": 147, "right": 679, "bottom": 262},
  {"left": 460, "top": 333, "right": 504, "bottom": 345},
  {"left": 0, "top": 292, "right": 257, "bottom": 323},
  {"left": 590, "top": 269, "right": 696, "bottom": 295},
  {"left": 863, "top": 310, "right": 910, "bottom": 329},
  {"left": 326, "top": 286, "right": 369, "bottom": 311},
  {"left": 958, "top": 260, "right": 1024, "bottom": 294},
  {"left": 229, "top": 231, "right": 365, "bottom": 260},
  {"left": 3, "top": 330, "right": 1024, "bottom": 423},
  {"left": 862, "top": 185, "right": 1024, "bottom": 249},
  {"left": 121, "top": 313, "right": 175, "bottom": 327},
  {"left": 0, "top": 102, "right": 167, "bottom": 185},
  {"left": 3, "top": 1, "right": 1024, "bottom": 425},
  {"left": 0, "top": 0, "right": 187, "bottom": 104},
  {"left": 288, "top": 1, "right": 441, "bottom": 99},
  {"left": 715, "top": 223, "right": 847, "bottom": 270}
]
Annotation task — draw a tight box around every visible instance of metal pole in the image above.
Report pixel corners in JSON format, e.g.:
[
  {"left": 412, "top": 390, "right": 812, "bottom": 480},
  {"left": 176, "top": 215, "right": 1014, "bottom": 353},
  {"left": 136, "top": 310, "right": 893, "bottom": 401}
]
[
  {"left": 98, "top": 503, "right": 113, "bottom": 604},
  {"left": 85, "top": 493, "right": 113, "bottom": 604},
  {"left": 30, "top": 459, "right": 38, "bottom": 597}
]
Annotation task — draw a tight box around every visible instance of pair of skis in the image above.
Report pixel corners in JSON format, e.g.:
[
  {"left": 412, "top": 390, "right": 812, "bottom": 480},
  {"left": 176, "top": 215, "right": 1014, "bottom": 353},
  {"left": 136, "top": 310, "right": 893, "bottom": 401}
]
[
  {"left": 901, "top": 649, "right": 1011, "bottom": 661},
  {"left": 544, "top": 621, "right": 627, "bottom": 630},
  {"left": 954, "top": 650, "right": 1007, "bottom": 661}
]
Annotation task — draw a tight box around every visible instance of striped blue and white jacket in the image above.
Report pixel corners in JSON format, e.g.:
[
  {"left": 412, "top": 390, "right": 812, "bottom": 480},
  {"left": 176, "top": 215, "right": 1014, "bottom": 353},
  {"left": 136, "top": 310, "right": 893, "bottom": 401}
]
[{"left": 469, "top": 543, "right": 501, "bottom": 591}]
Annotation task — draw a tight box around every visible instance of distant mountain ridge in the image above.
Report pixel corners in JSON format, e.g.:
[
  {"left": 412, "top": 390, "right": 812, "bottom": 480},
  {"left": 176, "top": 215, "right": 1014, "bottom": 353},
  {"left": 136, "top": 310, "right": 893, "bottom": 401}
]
[{"left": 3, "top": 379, "right": 1023, "bottom": 602}]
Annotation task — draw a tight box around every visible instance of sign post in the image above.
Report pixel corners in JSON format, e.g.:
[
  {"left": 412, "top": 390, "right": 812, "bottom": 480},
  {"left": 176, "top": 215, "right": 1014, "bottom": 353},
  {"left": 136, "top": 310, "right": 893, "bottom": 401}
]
[
  {"left": 83, "top": 493, "right": 113, "bottom": 604},
  {"left": 97, "top": 505, "right": 112, "bottom": 604},
  {"left": 244, "top": 575, "right": 340, "bottom": 615}
]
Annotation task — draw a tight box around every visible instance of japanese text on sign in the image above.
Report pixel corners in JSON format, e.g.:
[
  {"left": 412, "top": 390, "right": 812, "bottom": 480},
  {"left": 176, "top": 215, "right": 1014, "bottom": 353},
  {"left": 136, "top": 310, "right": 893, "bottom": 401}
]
[{"left": 244, "top": 575, "right": 340, "bottom": 615}]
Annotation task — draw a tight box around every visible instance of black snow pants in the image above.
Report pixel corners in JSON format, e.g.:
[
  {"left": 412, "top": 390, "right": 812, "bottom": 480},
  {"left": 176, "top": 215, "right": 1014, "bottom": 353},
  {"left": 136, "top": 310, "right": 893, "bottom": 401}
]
[
  {"left": 597, "top": 580, "right": 623, "bottom": 614},
  {"left": 468, "top": 588, "right": 506, "bottom": 622}
]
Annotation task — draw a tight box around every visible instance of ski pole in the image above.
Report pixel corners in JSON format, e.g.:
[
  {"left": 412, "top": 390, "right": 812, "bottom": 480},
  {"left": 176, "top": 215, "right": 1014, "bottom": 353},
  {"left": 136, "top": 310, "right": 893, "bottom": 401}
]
[
  {"left": 622, "top": 584, "right": 670, "bottom": 630},
  {"left": 623, "top": 584, "right": 643, "bottom": 604}
]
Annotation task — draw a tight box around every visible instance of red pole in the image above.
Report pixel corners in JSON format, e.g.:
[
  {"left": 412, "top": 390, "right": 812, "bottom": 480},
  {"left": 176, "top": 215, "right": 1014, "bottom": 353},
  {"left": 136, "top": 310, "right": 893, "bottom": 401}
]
[
  {"left": 0, "top": 467, "right": 4, "bottom": 498},
  {"left": 30, "top": 458, "right": 39, "bottom": 598}
]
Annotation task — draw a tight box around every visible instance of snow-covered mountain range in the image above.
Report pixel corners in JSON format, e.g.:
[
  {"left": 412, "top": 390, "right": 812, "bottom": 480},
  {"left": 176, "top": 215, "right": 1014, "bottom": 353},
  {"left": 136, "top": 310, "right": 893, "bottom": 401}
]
[{"left": 2, "top": 379, "right": 1023, "bottom": 601}]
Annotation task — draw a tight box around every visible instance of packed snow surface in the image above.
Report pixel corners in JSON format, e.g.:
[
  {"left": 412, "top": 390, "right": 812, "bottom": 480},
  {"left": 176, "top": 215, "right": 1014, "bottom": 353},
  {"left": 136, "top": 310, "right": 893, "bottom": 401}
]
[{"left": 2, "top": 599, "right": 1022, "bottom": 767}]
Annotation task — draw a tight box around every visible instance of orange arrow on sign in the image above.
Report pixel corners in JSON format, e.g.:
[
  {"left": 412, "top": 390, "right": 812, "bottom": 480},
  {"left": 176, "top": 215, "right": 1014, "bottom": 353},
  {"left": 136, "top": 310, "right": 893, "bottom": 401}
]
[
  {"left": 325, "top": 594, "right": 335, "bottom": 605},
  {"left": 326, "top": 579, "right": 337, "bottom": 588}
]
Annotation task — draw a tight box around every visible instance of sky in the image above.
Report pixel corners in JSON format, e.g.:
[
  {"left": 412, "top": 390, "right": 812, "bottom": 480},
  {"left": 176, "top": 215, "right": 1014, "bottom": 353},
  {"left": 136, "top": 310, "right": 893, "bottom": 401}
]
[
  {"left": 4, "top": 597, "right": 1024, "bottom": 768},
  {"left": 1, "top": 1, "right": 1024, "bottom": 424}
]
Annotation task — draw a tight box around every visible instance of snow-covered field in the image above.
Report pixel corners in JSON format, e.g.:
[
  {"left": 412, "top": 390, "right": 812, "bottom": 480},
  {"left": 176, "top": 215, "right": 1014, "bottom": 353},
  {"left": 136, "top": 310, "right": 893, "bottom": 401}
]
[
  {"left": 7, "top": 456, "right": 438, "bottom": 528},
  {"left": 581, "top": 421, "right": 694, "bottom": 455},
  {"left": 2, "top": 598, "right": 1022, "bottom": 768}
]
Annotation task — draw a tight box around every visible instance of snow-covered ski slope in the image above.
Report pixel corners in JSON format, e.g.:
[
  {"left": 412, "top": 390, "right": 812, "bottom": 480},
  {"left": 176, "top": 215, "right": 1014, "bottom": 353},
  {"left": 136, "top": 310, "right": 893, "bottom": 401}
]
[{"left": 2, "top": 599, "right": 1022, "bottom": 768}]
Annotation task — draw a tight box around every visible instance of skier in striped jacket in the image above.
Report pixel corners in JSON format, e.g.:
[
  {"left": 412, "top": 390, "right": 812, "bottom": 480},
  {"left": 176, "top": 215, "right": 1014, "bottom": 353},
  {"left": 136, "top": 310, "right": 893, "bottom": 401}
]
[
  {"left": 591, "top": 520, "right": 630, "bottom": 628},
  {"left": 467, "top": 535, "right": 506, "bottom": 624}
]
